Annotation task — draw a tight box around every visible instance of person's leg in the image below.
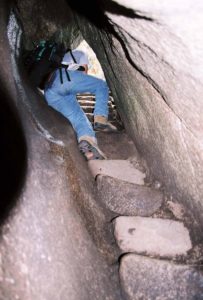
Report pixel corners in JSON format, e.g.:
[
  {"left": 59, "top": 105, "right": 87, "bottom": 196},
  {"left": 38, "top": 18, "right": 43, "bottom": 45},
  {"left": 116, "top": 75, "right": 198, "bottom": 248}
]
[
  {"left": 44, "top": 74, "right": 106, "bottom": 160},
  {"left": 68, "top": 70, "right": 118, "bottom": 132},
  {"left": 68, "top": 70, "right": 109, "bottom": 117},
  {"left": 45, "top": 89, "right": 95, "bottom": 140}
]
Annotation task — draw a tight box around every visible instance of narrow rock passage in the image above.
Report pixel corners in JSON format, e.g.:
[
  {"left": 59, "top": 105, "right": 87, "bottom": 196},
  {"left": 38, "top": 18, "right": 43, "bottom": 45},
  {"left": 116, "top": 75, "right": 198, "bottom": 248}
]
[{"left": 78, "top": 93, "right": 203, "bottom": 300}]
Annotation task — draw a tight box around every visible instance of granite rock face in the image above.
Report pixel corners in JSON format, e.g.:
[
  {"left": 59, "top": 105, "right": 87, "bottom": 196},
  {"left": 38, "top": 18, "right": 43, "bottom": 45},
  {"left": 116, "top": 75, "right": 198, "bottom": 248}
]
[
  {"left": 15, "top": 0, "right": 82, "bottom": 48},
  {"left": 114, "top": 216, "right": 192, "bottom": 257},
  {"left": 0, "top": 3, "right": 122, "bottom": 300},
  {"left": 78, "top": 0, "right": 203, "bottom": 231},
  {"left": 97, "top": 176, "right": 163, "bottom": 217},
  {"left": 1, "top": 0, "right": 203, "bottom": 299},
  {"left": 12, "top": 0, "right": 203, "bottom": 233},
  {"left": 0, "top": 133, "right": 121, "bottom": 300},
  {"left": 88, "top": 160, "right": 145, "bottom": 184},
  {"left": 120, "top": 254, "right": 203, "bottom": 300}
]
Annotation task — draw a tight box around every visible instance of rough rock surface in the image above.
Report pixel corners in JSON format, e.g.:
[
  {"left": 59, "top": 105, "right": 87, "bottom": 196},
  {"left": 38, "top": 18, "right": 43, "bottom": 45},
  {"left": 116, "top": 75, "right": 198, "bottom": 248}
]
[
  {"left": 0, "top": 135, "right": 121, "bottom": 300},
  {"left": 96, "top": 132, "right": 140, "bottom": 160},
  {"left": 78, "top": 0, "right": 203, "bottom": 232},
  {"left": 120, "top": 254, "right": 203, "bottom": 300},
  {"left": 97, "top": 175, "right": 163, "bottom": 216},
  {"left": 1, "top": 0, "right": 203, "bottom": 299},
  {"left": 114, "top": 216, "right": 192, "bottom": 257},
  {"left": 88, "top": 160, "right": 145, "bottom": 184},
  {"left": 15, "top": 0, "right": 82, "bottom": 48},
  {"left": 0, "top": 5, "right": 122, "bottom": 300}
]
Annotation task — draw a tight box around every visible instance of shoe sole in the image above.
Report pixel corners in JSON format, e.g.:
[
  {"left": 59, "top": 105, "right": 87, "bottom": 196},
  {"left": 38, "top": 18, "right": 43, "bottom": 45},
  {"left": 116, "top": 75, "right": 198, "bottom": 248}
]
[
  {"left": 94, "top": 124, "right": 119, "bottom": 133},
  {"left": 79, "top": 140, "right": 106, "bottom": 160}
]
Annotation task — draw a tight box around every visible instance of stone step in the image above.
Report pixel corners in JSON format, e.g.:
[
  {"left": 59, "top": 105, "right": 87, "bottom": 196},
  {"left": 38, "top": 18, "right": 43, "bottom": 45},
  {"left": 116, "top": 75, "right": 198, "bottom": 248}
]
[
  {"left": 96, "top": 175, "right": 163, "bottom": 216},
  {"left": 114, "top": 216, "right": 192, "bottom": 257},
  {"left": 81, "top": 106, "right": 115, "bottom": 114},
  {"left": 76, "top": 94, "right": 121, "bottom": 128},
  {"left": 77, "top": 94, "right": 95, "bottom": 99},
  {"left": 119, "top": 254, "right": 203, "bottom": 300},
  {"left": 78, "top": 99, "right": 95, "bottom": 104},
  {"left": 77, "top": 96, "right": 114, "bottom": 104},
  {"left": 86, "top": 113, "right": 94, "bottom": 122},
  {"left": 85, "top": 113, "right": 116, "bottom": 123},
  {"left": 78, "top": 99, "right": 114, "bottom": 106},
  {"left": 88, "top": 160, "right": 146, "bottom": 185},
  {"left": 77, "top": 93, "right": 114, "bottom": 99},
  {"left": 95, "top": 133, "right": 137, "bottom": 160},
  {"left": 78, "top": 100, "right": 95, "bottom": 106},
  {"left": 81, "top": 106, "right": 94, "bottom": 112}
]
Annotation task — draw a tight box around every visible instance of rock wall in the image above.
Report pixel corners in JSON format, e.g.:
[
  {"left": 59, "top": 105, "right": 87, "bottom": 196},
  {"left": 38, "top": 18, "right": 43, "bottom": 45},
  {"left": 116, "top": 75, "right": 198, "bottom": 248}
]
[
  {"left": 1, "top": 0, "right": 203, "bottom": 298},
  {"left": 0, "top": 2, "right": 122, "bottom": 299},
  {"left": 15, "top": 0, "right": 82, "bottom": 48},
  {"left": 76, "top": 0, "right": 203, "bottom": 231}
]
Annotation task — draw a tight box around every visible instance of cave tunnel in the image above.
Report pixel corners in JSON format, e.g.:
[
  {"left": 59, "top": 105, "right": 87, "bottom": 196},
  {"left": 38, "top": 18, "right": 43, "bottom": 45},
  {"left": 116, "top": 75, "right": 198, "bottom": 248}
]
[{"left": 0, "top": 0, "right": 203, "bottom": 299}]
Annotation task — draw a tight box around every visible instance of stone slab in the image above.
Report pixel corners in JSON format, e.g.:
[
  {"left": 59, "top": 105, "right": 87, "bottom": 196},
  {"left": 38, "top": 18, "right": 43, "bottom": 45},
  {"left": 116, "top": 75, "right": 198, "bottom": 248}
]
[
  {"left": 114, "top": 216, "right": 192, "bottom": 257},
  {"left": 88, "top": 160, "right": 145, "bottom": 185},
  {"left": 120, "top": 254, "right": 203, "bottom": 300},
  {"left": 97, "top": 175, "right": 162, "bottom": 216},
  {"left": 96, "top": 132, "right": 140, "bottom": 160},
  {"left": 79, "top": 0, "right": 203, "bottom": 239}
]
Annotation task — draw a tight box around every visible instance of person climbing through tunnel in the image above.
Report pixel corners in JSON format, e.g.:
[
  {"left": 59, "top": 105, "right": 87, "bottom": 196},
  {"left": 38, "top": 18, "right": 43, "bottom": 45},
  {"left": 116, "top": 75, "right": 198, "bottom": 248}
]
[{"left": 43, "top": 47, "right": 118, "bottom": 161}]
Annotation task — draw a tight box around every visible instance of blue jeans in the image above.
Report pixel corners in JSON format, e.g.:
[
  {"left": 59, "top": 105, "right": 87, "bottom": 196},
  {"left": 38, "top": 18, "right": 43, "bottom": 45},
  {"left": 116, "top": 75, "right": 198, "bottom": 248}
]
[{"left": 44, "top": 69, "right": 109, "bottom": 141}]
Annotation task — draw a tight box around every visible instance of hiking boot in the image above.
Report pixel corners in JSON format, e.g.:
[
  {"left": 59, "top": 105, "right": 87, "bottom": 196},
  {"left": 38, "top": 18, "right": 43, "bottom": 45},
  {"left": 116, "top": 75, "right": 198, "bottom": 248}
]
[
  {"left": 78, "top": 136, "right": 106, "bottom": 161},
  {"left": 94, "top": 115, "right": 118, "bottom": 133}
]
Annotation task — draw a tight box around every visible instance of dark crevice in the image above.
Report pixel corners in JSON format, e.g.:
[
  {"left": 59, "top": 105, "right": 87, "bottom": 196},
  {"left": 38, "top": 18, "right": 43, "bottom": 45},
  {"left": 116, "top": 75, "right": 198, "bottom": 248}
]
[
  {"left": 98, "top": 31, "right": 119, "bottom": 80},
  {"left": 0, "top": 83, "right": 27, "bottom": 227},
  {"left": 101, "top": 0, "right": 152, "bottom": 20},
  {"left": 66, "top": 0, "right": 153, "bottom": 68},
  {"left": 66, "top": 0, "right": 152, "bottom": 32}
]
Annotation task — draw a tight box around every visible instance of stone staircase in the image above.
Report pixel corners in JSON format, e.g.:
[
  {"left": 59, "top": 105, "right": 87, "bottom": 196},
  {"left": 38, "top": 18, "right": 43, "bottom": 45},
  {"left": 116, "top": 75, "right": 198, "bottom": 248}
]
[
  {"left": 77, "top": 93, "right": 123, "bottom": 130},
  {"left": 77, "top": 93, "right": 203, "bottom": 300}
]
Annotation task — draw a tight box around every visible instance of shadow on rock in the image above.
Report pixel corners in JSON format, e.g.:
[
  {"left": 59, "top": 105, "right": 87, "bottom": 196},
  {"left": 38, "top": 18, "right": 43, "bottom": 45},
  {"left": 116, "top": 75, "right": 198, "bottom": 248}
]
[{"left": 0, "top": 83, "right": 27, "bottom": 227}]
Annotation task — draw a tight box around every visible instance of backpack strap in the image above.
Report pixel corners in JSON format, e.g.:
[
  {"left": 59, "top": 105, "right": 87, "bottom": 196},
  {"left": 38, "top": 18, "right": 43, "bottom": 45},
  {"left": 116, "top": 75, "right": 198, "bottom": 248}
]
[
  {"left": 66, "top": 48, "right": 77, "bottom": 64},
  {"left": 65, "top": 67, "right": 71, "bottom": 81},
  {"left": 55, "top": 48, "right": 75, "bottom": 84},
  {"left": 58, "top": 65, "right": 71, "bottom": 84},
  {"left": 59, "top": 66, "right": 63, "bottom": 84}
]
